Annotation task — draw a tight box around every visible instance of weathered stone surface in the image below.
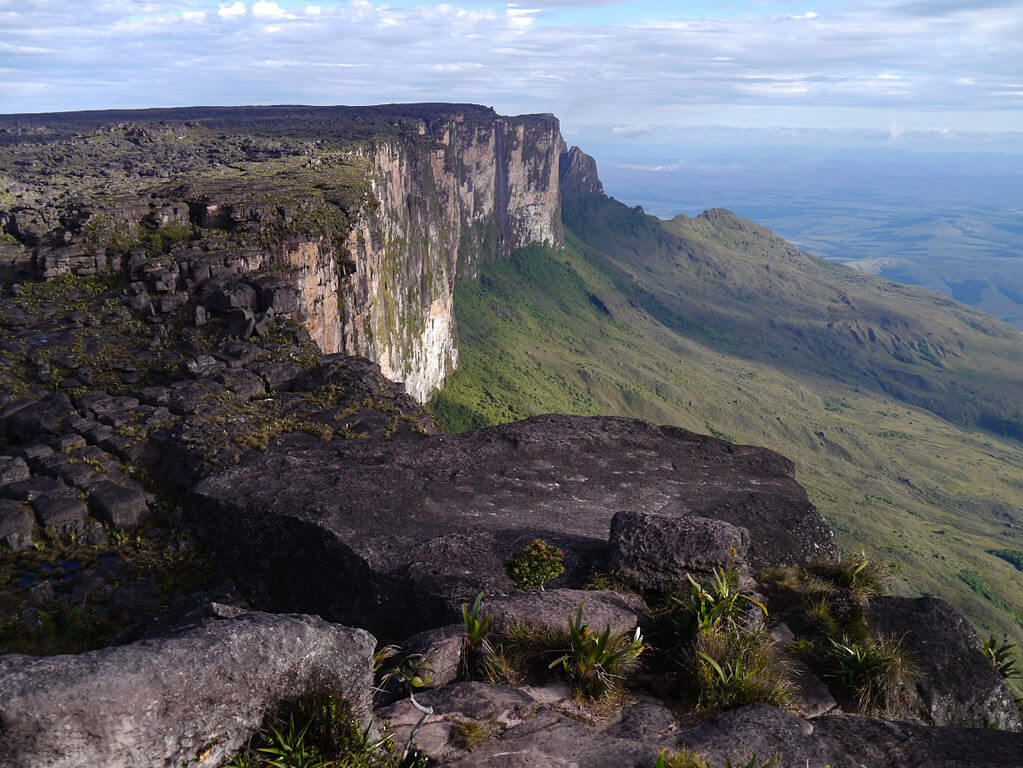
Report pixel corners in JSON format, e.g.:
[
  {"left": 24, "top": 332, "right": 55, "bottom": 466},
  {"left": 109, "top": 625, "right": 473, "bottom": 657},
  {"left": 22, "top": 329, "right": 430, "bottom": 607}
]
[
  {"left": 400, "top": 623, "right": 465, "bottom": 690},
  {"left": 678, "top": 704, "right": 1023, "bottom": 768},
  {"left": 0, "top": 604, "right": 376, "bottom": 768},
  {"left": 32, "top": 493, "right": 88, "bottom": 536},
  {"left": 0, "top": 499, "right": 35, "bottom": 549},
  {"left": 88, "top": 480, "right": 150, "bottom": 529},
  {"left": 605, "top": 696, "right": 679, "bottom": 741},
  {"left": 0, "top": 456, "right": 31, "bottom": 487},
  {"left": 445, "top": 708, "right": 658, "bottom": 768},
  {"left": 189, "top": 415, "right": 834, "bottom": 638},
  {"left": 608, "top": 510, "right": 751, "bottom": 588},
  {"left": 377, "top": 682, "right": 537, "bottom": 766},
  {"left": 868, "top": 596, "right": 1023, "bottom": 731},
  {"left": 484, "top": 589, "right": 648, "bottom": 636}
]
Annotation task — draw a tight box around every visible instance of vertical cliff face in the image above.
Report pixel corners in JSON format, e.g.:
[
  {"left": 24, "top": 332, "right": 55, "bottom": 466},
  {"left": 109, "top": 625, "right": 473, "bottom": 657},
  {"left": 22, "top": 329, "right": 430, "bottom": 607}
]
[
  {"left": 333, "top": 111, "right": 564, "bottom": 402},
  {"left": 3, "top": 104, "right": 565, "bottom": 404}
]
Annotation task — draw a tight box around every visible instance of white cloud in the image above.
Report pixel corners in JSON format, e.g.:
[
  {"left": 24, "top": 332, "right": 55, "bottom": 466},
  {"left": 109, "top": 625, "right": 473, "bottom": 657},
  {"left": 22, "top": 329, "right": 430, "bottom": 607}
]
[
  {"left": 217, "top": 2, "right": 246, "bottom": 19},
  {"left": 252, "top": 1, "right": 288, "bottom": 20},
  {"left": 0, "top": 0, "right": 1021, "bottom": 143}
]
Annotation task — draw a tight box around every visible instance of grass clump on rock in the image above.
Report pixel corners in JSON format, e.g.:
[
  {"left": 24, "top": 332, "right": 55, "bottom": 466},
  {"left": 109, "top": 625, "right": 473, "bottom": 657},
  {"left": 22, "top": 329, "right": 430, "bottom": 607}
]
[
  {"left": 819, "top": 634, "right": 917, "bottom": 716},
  {"left": 654, "top": 746, "right": 712, "bottom": 768},
  {"left": 691, "top": 625, "right": 796, "bottom": 711},
  {"left": 449, "top": 717, "right": 494, "bottom": 752},
  {"left": 504, "top": 538, "right": 564, "bottom": 591},
  {"left": 226, "top": 691, "right": 417, "bottom": 768},
  {"left": 548, "top": 605, "right": 646, "bottom": 700},
  {"left": 760, "top": 552, "right": 916, "bottom": 717}
]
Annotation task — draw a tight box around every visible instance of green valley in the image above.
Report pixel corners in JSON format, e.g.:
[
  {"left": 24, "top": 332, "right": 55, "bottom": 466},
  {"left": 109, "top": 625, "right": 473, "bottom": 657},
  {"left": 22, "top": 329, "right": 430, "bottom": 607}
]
[{"left": 431, "top": 189, "right": 1023, "bottom": 645}]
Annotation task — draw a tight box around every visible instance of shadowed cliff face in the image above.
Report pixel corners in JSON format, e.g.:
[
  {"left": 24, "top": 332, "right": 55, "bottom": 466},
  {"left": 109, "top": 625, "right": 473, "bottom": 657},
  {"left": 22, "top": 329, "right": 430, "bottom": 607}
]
[{"left": 0, "top": 104, "right": 565, "bottom": 403}]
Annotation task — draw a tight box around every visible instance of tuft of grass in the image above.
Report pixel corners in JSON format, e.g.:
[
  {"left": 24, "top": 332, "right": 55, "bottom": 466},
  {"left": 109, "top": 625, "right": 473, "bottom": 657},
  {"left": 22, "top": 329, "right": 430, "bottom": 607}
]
[
  {"left": 691, "top": 625, "right": 796, "bottom": 712},
  {"left": 807, "top": 552, "right": 894, "bottom": 601},
  {"left": 449, "top": 718, "right": 494, "bottom": 752},
  {"left": 654, "top": 747, "right": 711, "bottom": 768},
  {"left": 819, "top": 635, "right": 917, "bottom": 716}
]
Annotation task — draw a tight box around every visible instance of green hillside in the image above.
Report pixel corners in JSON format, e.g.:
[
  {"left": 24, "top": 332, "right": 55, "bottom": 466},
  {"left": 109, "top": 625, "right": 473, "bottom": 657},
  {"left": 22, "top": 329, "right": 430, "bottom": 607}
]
[{"left": 430, "top": 191, "right": 1023, "bottom": 645}]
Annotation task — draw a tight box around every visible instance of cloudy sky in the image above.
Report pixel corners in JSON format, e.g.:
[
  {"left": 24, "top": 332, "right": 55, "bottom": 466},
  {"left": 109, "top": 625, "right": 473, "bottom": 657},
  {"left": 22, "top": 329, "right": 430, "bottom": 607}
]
[{"left": 1, "top": 0, "right": 1022, "bottom": 151}]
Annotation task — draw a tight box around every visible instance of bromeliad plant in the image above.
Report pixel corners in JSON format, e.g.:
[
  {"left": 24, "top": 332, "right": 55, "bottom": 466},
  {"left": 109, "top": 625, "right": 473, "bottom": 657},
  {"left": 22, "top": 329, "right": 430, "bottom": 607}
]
[
  {"left": 548, "top": 604, "right": 645, "bottom": 699},
  {"left": 673, "top": 567, "right": 767, "bottom": 639},
  {"left": 983, "top": 634, "right": 1022, "bottom": 682},
  {"left": 462, "top": 592, "right": 493, "bottom": 651}
]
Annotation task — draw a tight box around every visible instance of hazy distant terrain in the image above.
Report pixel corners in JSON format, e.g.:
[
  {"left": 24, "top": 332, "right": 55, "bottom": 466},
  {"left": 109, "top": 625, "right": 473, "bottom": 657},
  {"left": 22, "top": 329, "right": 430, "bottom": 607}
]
[{"left": 596, "top": 147, "right": 1023, "bottom": 329}]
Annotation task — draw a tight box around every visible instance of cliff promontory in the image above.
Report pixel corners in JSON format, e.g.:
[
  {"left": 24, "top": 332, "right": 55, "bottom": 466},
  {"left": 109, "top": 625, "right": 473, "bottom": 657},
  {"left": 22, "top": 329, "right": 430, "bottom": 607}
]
[{"left": 0, "top": 104, "right": 565, "bottom": 401}]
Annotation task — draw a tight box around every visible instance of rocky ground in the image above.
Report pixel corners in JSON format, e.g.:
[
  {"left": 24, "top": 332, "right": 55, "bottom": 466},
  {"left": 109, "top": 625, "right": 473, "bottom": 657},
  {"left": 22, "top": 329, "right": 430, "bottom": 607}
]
[{"left": 1, "top": 106, "right": 1022, "bottom": 768}]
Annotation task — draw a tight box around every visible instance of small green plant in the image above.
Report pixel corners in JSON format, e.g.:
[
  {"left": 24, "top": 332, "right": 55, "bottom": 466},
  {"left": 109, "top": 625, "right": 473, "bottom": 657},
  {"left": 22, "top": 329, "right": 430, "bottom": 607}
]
[
  {"left": 673, "top": 567, "right": 767, "bottom": 638},
  {"left": 257, "top": 716, "right": 326, "bottom": 768},
  {"left": 504, "top": 539, "right": 565, "bottom": 591},
  {"left": 983, "top": 635, "right": 1022, "bottom": 681},
  {"left": 724, "top": 755, "right": 777, "bottom": 768},
  {"left": 821, "top": 635, "right": 916, "bottom": 715},
  {"left": 692, "top": 625, "right": 795, "bottom": 711},
  {"left": 548, "top": 605, "right": 645, "bottom": 699},
  {"left": 462, "top": 592, "right": 493, "bottom": 650},
  {"left": 450, "top": 717, "right": 494, "bottom": 751}
]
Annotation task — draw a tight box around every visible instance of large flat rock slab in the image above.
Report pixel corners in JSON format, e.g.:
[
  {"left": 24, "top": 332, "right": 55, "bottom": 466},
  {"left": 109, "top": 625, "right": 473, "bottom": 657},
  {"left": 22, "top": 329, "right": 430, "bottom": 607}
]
[{"left": 189, "top": 415, "right": 836, "bottom": 638}]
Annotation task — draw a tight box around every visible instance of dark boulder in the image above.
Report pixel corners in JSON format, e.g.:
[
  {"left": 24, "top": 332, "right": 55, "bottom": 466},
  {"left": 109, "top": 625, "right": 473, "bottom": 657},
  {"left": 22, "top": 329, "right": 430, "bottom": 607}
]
[
  {"left": 678, "top": 704, "right": 1023, "bottom": 768},
  {"left": 0, "top": 499, "right": 34, "bottom": 550},
  {"left": 0, "top": 603, "right": 376, "bottom": 768},
  {"left": 608, "top": 510, "right": 751, "bottom": 588},
  {"left": 189, "top": 415, "right": 833, "bottom": 639},
  {"left": 484, "top": 588, "right": 648, "bottom": 635},
  {"left": 868, "top": 596, "right": 1023, "bottom": 731}
]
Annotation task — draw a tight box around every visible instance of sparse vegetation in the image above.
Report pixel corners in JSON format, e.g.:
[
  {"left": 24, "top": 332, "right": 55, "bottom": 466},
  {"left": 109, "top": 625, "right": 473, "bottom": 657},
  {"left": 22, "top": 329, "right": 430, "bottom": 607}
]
[
  {"left": 691, "top": 625, "right": 796, "bottom": 711},
  {"left": 225, "top": 691, "right": 419, "bottom": 768},
  {"left": 653, "top": 747, "right": 711, "bottom": 768},
  {"left": 449, "top": 718, "right": 494, "bottom": 752},
  {"left": 819, "top": 635, "right": 916, "bottom": 716},
  {"left": 504, "top": 538, "right": 565, "bottom": 591},
  {"left": 673, "top": 565, "right": 767, "bottom": 636},
  {"left": 547, "top": 605, "right": 645, "bottom": 699}
]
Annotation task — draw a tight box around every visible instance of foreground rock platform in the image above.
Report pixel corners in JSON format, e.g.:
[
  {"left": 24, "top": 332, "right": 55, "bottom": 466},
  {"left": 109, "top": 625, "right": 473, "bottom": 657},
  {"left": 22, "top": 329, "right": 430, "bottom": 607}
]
[
  {"left": 0, "top": 604, "right": 376, "bottom": 768},
  {"left": 190, "top": 414, "right": 837, "bottom": 638}
]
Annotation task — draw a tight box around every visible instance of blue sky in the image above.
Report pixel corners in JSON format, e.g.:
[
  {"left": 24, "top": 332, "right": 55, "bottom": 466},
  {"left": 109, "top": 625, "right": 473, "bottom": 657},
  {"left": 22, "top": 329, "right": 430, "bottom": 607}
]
[{"left": 1, "top": 0, "right": 1022, "bottom": 153}]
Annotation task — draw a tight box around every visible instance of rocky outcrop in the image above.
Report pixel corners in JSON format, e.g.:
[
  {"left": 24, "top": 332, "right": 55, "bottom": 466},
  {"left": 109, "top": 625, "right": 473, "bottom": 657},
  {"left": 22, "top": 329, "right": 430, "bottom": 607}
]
[
  {"left": 869, "top": 596, "right": 1023, "bottom": 731},
  {"left": 188, "top": 414, "right": 836, "bottom": 639},
  {"left": 0, "top": 105, "right": 566, "bottom": 403},
  {"left": 560, "top": 145, "right": 604, "bottom": 196},
  {"left": 679, "top": 704, "right": 1023, "bottom": 768},
  {"left": 0, "top": 603, "right": 376, "bottom": 768}
]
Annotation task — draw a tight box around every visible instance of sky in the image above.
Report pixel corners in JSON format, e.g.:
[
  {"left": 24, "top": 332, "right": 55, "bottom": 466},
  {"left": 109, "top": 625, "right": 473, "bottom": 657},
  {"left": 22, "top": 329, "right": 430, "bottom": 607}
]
[{"left": 1, "top": 0, "right": 1022, "bottom": 154}]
